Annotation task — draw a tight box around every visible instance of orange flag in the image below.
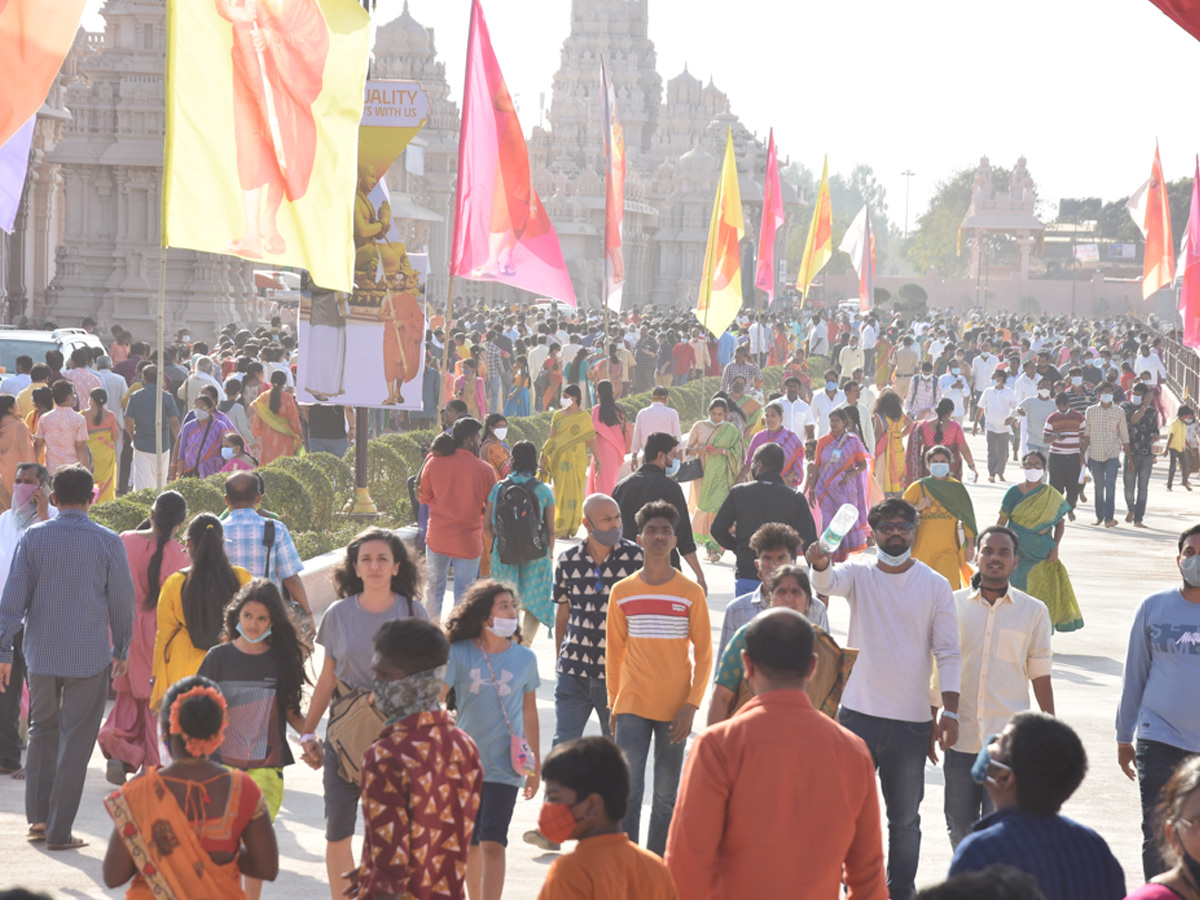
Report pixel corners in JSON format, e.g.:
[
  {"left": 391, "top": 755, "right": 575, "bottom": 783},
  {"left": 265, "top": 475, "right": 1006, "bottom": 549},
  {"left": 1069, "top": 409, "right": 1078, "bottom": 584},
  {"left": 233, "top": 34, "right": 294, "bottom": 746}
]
[
  {"left": 797, "top": 156, "right": 832, "bottom": 303},
  {"left": 696, "top": 128, "right": 745, "bottom": 336},
  {"left": 1126, "top": 144, "right": 1175, "bottom": 299},
  {"left": 0, "top": 0, "right": 88, "bottom": 147}
]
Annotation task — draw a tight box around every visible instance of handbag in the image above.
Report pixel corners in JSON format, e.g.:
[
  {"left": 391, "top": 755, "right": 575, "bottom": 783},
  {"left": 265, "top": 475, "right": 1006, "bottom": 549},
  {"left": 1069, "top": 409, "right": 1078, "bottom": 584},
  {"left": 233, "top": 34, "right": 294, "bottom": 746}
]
[
  {"left": 673, "top": 457, "right": 705, "bottom": 483},
  {"left": 479, "top": 643, "right": 536, "bottom": 778},
  {"left": 325, "top": 679, "right": 385, "bottom": 784}
]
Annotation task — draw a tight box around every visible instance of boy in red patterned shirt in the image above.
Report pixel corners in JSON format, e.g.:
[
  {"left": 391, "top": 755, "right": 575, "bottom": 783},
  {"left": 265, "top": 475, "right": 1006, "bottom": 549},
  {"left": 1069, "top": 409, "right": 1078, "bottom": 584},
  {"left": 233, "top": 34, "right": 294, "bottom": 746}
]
[{"left": 348, "top": 618, "right": 483, "bottom": 899}]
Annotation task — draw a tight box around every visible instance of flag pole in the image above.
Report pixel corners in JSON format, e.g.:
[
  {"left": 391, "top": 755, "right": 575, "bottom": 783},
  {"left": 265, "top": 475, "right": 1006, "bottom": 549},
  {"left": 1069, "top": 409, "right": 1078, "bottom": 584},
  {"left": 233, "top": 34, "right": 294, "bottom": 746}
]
[
  {"left": 442, "top": 273, "right": 455, "bottom": 376},
  {"left": 154, "top": 248, "right": 166, "bottom": 491}
]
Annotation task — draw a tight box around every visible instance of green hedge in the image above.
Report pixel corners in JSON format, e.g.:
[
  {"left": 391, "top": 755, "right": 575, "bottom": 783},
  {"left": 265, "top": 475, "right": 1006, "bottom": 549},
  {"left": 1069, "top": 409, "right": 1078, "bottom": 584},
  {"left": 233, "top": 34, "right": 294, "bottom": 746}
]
[{"left": 87, "top": 364, "right": 792, "bottom": 555}]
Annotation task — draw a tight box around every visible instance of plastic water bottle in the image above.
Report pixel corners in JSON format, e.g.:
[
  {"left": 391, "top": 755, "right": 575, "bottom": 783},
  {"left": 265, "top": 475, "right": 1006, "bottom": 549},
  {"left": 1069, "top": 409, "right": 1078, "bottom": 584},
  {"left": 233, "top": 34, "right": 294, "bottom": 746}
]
[{"left": 819, "top": 503, "right": 860, "bottom": 554}]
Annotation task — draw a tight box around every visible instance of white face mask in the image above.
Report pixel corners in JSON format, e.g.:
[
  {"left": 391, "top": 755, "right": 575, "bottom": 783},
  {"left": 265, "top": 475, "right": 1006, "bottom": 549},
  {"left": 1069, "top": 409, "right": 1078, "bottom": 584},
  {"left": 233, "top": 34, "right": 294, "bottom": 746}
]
[
  {"left": 1037, "top": 388, "right": 1050, "bottom": 399},
  {"left": 493, "top": 427, "right": 508, "bottom": 441},
  {"left": 1100, "top": 394, "right": 1114, "bottom": 405},
  {"left": 1024, "top": 467, "right": 1044, "bottom": 483},
  {"left": 487, "top": 616, "right": 518, "bottom": 638}
]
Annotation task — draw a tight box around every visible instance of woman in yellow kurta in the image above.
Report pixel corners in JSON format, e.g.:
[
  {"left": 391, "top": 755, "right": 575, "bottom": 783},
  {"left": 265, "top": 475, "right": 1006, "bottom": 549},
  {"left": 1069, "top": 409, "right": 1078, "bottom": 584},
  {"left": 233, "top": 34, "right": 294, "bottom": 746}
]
[
  {"left": 86, "top": 388, "right": 121, "bottom": 503},
  {"left": 538, "top": 383, "right": 598, "bottom": 538},
  {"left": 902, "top": 444, "right": 977, "bottom": 589},
  {"left": 150, "top": 514, "right": 252, "bottom": 711},
  {"left": 873, "top": 388, "right": 912, "bottom": 498},
  {"left": 250, "top": 371, "right": 303, "bottom": 465}
]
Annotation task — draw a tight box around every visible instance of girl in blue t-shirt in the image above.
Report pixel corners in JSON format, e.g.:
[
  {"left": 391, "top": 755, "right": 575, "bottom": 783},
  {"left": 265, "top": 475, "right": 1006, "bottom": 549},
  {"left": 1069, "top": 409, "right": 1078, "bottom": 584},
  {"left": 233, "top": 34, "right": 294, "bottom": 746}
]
[{"left": 441, "top": 579, "right": 541, "bottom": 900}]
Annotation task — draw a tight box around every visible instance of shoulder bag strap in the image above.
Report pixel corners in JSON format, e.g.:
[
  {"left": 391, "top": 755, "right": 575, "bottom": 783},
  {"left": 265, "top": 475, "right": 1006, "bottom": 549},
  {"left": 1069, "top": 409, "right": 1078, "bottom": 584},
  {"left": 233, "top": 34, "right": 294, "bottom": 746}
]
[
  {"left": 262, "top": 520, "right": 275, "bottom": 580},
  {"left": 477, "top": 642, "right": 519, "bottom": 739}
]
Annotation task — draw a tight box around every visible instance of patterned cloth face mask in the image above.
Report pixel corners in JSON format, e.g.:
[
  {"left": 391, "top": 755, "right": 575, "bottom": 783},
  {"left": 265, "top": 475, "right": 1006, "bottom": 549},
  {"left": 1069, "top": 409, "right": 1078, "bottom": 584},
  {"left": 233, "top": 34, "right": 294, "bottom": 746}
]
[{"left": 371, "top": 667, "right": 446, "bottom": 725}]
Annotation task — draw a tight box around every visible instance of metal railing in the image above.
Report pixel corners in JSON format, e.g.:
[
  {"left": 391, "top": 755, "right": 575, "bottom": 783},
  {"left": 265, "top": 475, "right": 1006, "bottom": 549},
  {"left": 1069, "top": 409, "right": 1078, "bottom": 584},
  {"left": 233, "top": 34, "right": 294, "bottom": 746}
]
[{"left": 1159, "top": 329, "right": 1200, "bottom": 405}]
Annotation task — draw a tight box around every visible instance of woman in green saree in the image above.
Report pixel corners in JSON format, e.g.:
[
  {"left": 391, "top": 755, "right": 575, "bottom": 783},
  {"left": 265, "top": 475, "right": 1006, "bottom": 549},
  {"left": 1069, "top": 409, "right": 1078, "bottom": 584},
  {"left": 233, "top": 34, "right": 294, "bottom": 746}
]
[
  {"left": 685, "top": 397, "right": 745, "bottom": 562},
  {"left": 538, "top": 383, "right": 598, "bottom": 538},
  {"left": 997, "top": 450, "right": 1083, "bottom": 632}
]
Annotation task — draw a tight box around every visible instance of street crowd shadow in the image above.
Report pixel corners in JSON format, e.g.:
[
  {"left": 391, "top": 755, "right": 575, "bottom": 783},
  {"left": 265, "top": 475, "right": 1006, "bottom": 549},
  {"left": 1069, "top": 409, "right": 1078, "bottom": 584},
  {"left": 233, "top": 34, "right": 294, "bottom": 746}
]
[{"left": 1053, "top": 653, "right": 1125, "bottom": 678}]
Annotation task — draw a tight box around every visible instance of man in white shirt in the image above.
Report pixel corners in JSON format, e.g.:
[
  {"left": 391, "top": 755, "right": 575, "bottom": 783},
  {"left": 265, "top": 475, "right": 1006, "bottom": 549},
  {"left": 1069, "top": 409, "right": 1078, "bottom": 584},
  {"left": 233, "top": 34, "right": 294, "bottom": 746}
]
[
  {"left": 807, "top": 314, "right": 829, "bottom": 358},
  {"left": 927, "top": 331, "right": 947, "bottom": 365},
  {"left": 688, "top": 328, "right": 711, "bottom": 381},
  {"left": 748, "top": 315, "right": 770, "bottom": 367},
  {"left": 778, "top": 377, "right": 815, "bottom": 440},
  {"left": 970, "top": 342, "right": 1000, "bottom": 417},
  {"left": 1012, "top": 359, "right": 1039, "bottom": 404},
  {"left": 1133, "top": 345, "right": 1167, "bottom": 384},
  {"left": 528, "top": 337, "right": 549, "bottom": 381},
  {"left": 939, "top": 364, "right": 970, "bottom": 421},
  {"left": 0, "top": 356, "right": 33, "bottom": 397},
  {"left": 630, "top": 386, "right": 682, "bottom": 467},
  {"left": 838, "top": 335, "right": 864, "bottom": 377},
  {"left": 938, "top": 526, "right": 1053, "bottom": 849},
  {"left": 860, "top": 318, "right": 878, "bottom": 376},
  {"left": 810, "top": 369, "right": 846, "bottom": 438},
  {"left": 842, "top": 381, "right": 875, "bottom": 452},
  {"left": 806, "top": 498, "right": 961, "bottom": 900},
  {"left": 973, "top": 369, "right": 1018, "bottom": 483}
]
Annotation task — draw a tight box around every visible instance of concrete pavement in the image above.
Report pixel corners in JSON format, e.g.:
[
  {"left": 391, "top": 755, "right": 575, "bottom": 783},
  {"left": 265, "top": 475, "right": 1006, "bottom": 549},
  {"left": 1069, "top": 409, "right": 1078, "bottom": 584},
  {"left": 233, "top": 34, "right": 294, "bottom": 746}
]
[{"left": 0, "top": 426, "right": 1194, "bottom": 897}]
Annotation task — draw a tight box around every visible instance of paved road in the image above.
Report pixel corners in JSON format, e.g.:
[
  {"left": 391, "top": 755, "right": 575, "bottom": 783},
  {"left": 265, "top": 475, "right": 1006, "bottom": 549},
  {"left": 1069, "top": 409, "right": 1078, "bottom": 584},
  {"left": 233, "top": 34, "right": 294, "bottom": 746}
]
[{"left": 1, "top": 427, "right": 1194, "bottom": 898}]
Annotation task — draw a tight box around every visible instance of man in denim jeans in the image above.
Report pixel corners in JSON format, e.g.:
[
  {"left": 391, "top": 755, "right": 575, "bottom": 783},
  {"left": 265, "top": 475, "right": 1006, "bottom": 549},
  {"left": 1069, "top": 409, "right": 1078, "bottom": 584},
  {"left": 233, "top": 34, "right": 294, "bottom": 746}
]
[
  {"left": 606, "top": 501, "right": 711, "bottom": 856},
  {"left": 807, "top": 498, "right": 962, "bottom": 899},
  {"left": 1121, "top": 382, "right": 1159, "bottom": 528},
  {"left": 1083, "top": 384, "right": 1130, "bottom": 528},
  {"left": 523, "top": 494, "right": 643, "bottom": 852},
  {"left": 1115, "top": 524, "right": 1200, "bottom": 880}
]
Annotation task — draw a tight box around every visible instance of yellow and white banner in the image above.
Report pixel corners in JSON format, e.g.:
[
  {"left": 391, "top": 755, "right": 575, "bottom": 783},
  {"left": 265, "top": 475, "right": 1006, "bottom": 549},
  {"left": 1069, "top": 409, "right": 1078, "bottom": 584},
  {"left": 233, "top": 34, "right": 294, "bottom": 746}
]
[{"left": 163, "top": 0, "right": 370, "bottom": 291}]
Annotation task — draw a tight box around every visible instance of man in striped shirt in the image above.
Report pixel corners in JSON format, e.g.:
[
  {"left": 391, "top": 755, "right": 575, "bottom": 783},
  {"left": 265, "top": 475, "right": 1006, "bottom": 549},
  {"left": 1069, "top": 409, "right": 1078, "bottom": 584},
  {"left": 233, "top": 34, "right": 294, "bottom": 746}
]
[
  {"left": 1043, "top": 391, "right": 1086, "bottom": 519},
  {"left": 607, "top": 500, "right": 711, "bottom": 856}
]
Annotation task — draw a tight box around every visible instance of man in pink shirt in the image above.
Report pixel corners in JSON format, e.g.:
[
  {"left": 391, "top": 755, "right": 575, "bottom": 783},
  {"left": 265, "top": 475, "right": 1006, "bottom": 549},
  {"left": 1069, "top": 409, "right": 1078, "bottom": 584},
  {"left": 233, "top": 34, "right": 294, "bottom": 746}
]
[{"left": 418, "top": 417, "right": 496, "bottom": 619}]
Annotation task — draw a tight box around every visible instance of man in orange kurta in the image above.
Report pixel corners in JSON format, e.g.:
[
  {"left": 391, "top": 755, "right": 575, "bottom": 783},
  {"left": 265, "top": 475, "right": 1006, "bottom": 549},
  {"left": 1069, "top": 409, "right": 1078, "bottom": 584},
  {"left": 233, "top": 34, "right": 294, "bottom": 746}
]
[
  {"left": 215, "top": 0, "right": 328, "bottom": 257},
  {"left": 665, "top": 608, "right": 887, "bottom": 900}
]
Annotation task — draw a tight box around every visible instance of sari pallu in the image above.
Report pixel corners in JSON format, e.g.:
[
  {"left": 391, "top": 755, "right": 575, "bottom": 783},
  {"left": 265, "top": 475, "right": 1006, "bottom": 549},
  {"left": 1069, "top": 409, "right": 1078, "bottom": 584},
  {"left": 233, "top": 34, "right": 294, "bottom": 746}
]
[
  {"left": 698, "top": 421, "right": 744, "bottom": 513},
  {"left": 0, "top": 414, "right": 35, "bottom": 511},
  {"left": 104, "top": 769, "right": 260, "bottom": 899},
  {"left": 88, "top": 414, "right": 120, "bottom": 503},
  {"left": 177, "top": 412, "right": 233, "bottom": 478},
  {"left": 1006, "top": 483, "right": 1083, "bottom": 632},
  {"left": 811, "top": 432, "right": 871, "bottom": 562},
  {"left": 540, "top": 407, "right": 595, "bottom": 537},
  {"left": 250, "top": 393, "right": 302, "bottom": 465},
  {"left": 745, "top": 427, "right": 806, "bottom": 489},
  {"left": 732, "top": 394, "right": 762, "bottom": 438},
  {"left": 906, "top": 477, "right": 977, "bottom": 589},
  {"left": 504, "top": 371, "right": 531, "bottom": 417},
  {"left": 875, "top": 415, "right": 907, "bottom": 495}
]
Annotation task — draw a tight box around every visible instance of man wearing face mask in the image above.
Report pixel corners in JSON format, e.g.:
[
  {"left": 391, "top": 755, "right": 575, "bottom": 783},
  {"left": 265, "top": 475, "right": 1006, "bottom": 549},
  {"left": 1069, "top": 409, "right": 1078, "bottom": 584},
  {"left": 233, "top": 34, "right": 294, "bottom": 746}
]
[
  {"left": 0, "top": 463, "right": 55, "bottom": 778},
  {"left": 811, "top": 369, "right": 847, "bottom": 438},
  {"left": 349, "top": 617, "right": 483, "bottom": 900},
  {"left": 1015, "top": 377, "right": 1055, "bottom": 459},
  {"left": 948, "top": 712, "right": 1126, "bottom": 899},
  {"left": 1116, "top": 524, "right": 1200, "bottom": 880},
  {"left": 1063, "top": 367, "right": 1095, "bottom": 413},
  {"left": 970, "top": 342, "right": 998, "bottom": 418},
  {"left": 1082, "top": 383, "right": 1129, "bottom": 528},
  {"left": 806, "top": 498, "right": 961, "bottom": 900},
  {"left": 937, "top": 526, "right": 1054, "bottom": 850},
  {"left": 1122, "top": 382, "right": 1160, "bottom": 529},
  {"left": 906, "top": 361, "right": 942, "bottom": 423},
  {"left": 666, "top": 608, "right": 888, "bottom": 900},
  {"left": 973, "top": 369, "right": 1017, "bottom": 483},
  {"left": 612, "top": 432, "right": 707, "bottom": 594}
]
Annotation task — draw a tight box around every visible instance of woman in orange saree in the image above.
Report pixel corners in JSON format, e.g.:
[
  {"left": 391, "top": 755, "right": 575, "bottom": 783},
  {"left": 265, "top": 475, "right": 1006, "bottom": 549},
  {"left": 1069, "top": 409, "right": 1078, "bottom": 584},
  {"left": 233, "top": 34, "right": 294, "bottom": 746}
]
[
  {"left": 0, "top": 395, "right": 35, "bottom": 511},
  {"left": 102, "top": 677, "right": 279, "bottom": 900},
  {"left": 250, "top": 372, "right": 302, "bottom": 465}
]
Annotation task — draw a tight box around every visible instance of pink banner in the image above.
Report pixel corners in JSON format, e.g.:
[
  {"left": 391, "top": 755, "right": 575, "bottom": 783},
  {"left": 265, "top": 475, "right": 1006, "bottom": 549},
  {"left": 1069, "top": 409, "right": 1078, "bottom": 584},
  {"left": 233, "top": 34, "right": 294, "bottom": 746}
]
[
  {"left": 601, "top": 55, "right": 625, "bottom": 314},
  {"left": 755, "top": 129, "right": 783, "bottom": 303},
  {"left": 450, "top": 0, "right": 576, "bottom": 305},
  {"left": 1182, "top": 156, "right": 1200, "bottom": 348}
]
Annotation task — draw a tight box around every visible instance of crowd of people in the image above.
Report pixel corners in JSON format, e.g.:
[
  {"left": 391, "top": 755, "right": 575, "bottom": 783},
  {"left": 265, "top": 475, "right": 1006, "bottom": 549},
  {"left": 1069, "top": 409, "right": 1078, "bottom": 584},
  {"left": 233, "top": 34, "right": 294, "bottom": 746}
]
[{"left": 0, "top": 302, "right": 1195, "bottom": 900}]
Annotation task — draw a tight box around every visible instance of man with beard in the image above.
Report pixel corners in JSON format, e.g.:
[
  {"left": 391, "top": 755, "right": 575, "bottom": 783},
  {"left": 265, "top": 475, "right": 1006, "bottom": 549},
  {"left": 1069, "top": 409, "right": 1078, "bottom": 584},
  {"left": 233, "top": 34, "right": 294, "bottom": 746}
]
[{"left": 806, "top": 498, "right": 961, "bottom": 900}]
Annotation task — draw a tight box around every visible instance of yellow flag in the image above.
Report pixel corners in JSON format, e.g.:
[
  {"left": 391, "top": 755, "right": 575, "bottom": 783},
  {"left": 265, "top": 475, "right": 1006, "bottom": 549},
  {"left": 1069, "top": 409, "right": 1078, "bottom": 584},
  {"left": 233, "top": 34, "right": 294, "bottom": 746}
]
[
  {"left": 696, "top": 129, "right": 745, "bottom": 336},
  {"left": 797, "top": 155, "right": 832, "bottom": 303},
  {"left": 163, "top": 0, "right": 370, "bottom": 291}
]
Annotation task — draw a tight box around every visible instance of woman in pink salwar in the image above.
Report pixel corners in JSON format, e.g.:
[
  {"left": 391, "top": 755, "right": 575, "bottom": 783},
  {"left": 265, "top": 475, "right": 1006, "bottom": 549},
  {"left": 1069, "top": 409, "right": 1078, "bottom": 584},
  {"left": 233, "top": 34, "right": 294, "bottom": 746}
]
[
  {"left": 98, "top": 492, "right": 190, "bottom": 784},
  {"left": 807, "top": 408, "right": 871, "bottom": 563},
  {"left": 587, "top": 379, "right": 628, "bottom": 496}
]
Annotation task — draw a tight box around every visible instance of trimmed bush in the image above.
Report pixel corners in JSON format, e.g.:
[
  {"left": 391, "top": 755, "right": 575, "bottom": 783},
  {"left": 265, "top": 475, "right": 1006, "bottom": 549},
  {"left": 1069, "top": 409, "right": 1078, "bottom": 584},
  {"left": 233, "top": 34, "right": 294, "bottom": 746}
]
[
  {"left": 170, "top": 477, "right": 227, "bottom": 524},
  {"left": 306, "top": 451, "right": 354, "bottom": 498},
  {"left": 270, "top": 456, "right": 337, "bottom": 531},
  {"left": 90, "top": 496, "right": 155, "bottom": 534},
  {"left": 259, "top": 468, "right": 312, "bottom": 530}
]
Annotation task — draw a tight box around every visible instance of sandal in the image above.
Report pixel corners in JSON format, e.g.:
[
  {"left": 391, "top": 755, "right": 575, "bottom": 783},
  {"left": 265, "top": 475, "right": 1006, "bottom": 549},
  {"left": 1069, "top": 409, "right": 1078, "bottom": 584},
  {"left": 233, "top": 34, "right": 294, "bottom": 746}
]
[
  {"left": 27, "top": 825, "right": 45, "bottom": 842},
  {"left": 47, "top": 837, "right": 89, "bottom": 851}
]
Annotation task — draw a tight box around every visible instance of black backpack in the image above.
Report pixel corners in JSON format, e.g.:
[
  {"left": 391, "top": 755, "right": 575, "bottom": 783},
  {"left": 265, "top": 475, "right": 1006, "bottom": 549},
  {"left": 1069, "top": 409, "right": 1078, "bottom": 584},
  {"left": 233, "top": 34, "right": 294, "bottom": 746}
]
[{"left": 494, "top": 479, "right": 549, "bottom": 565}]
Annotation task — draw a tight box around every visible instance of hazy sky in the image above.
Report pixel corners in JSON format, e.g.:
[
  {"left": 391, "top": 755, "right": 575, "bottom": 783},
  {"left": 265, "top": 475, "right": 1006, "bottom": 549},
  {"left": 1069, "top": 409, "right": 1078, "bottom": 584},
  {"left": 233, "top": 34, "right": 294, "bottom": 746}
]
[{"left": 82, "top": 0, "right": 1200, "bottom": 229}]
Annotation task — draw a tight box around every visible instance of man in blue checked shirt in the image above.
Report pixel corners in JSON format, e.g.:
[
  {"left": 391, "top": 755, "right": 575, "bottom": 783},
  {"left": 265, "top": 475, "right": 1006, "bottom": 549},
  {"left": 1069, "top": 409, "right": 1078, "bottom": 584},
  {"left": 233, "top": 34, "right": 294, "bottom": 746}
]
[
  {"left": 0, "top": 464, "right": 136, "bottom": 850},
  {"left": 220, "top": 472, "right": 312, "bottom": 625}
]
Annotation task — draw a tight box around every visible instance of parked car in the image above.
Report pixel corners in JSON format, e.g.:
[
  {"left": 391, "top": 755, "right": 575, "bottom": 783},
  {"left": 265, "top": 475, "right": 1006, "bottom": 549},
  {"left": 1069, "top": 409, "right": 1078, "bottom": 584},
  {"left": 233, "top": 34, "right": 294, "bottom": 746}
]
[{"left": 0, "top": 327, "right": 106, "bottom": 376}]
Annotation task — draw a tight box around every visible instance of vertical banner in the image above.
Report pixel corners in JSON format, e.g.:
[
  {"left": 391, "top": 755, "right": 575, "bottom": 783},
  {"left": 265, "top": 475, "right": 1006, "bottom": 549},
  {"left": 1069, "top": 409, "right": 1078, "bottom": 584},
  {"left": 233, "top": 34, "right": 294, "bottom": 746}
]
[
  {"left": 601, "top": 56, "right": 625, "bottom": 314},
  {"left": 163, "top": 0, "right": 370, "bottom": 291},
  {"left": 296, "top": 79, "right": 431, "bottom": 408},
  {"left": 450, "top": 0, "right": 577, "bottom": 305},
  {"left": 755, "top": 128, "right": 784, "bottom": 304},
  {"left": 695, "top": 128, "right": 745, "bottom": 336}
]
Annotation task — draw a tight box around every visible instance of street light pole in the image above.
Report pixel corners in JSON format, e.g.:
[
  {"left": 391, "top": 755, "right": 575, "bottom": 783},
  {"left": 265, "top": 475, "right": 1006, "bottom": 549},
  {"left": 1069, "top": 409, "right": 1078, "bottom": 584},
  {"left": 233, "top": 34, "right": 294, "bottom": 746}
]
[{"left": 902, "top": 169, "right": 915, "bottom": 238}]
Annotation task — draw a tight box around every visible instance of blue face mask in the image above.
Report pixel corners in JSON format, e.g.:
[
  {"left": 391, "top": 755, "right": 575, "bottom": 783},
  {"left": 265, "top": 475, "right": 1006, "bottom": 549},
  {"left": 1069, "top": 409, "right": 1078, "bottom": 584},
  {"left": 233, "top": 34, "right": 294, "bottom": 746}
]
[
  {"left": 236, "top": 622, "right": 272, "bottom": 644},
  {"left": 929, "top": 461, "right": 951, "bottom": 478},
  {"left": 825, "top": 381, "right": 838, "bottom": 393},
  {"left": 970, "top": 734, "right": 1012, "bottom": 785},
  {"left": 665, "top": 457, "right": 681, "bottom": 477}
]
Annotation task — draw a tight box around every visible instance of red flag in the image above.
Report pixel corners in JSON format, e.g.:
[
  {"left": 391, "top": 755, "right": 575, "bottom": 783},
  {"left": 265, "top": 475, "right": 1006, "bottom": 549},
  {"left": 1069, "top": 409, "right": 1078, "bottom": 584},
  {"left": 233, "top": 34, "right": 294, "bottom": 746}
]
[
  {"left": 0, "top": 0, "right": 88, "bottom": 147},
  {"left": 1147, "top": 0, "right": 1200, "bottom": 42},
  {"left": 450, "top": 0, "right": 576, "bottom": 305},
  {"left": 1127, "top": 144, "right": 1175, "bottom": 299},
  {"left": 1182, "top": 156, "right": 1200, "bottom": 347},
  {"left": 755, "top": 128, "right": 784, "bottom": 303}
]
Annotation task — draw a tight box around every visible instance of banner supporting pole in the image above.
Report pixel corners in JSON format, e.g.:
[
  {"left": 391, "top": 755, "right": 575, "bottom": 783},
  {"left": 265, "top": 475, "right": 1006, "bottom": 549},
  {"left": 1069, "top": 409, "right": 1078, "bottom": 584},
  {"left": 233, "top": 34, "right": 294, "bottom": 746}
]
[{"left": 155, "top": 248, "right": 166, "bottom": 491}]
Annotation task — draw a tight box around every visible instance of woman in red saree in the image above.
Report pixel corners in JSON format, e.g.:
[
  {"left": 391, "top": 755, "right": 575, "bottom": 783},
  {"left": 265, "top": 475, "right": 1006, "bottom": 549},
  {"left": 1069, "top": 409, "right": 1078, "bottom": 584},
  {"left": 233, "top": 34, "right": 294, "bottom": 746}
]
[
  {"left": 587, "top": 379, "right": 628, "bottom": 496},
  {"left": 102, "top": 677, "right": 279, "bottom": 899}
]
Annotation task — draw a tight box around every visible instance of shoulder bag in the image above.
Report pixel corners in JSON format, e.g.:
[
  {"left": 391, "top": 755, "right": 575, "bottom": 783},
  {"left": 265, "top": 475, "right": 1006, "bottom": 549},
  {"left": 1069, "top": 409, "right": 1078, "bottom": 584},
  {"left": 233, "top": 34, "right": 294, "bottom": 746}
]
[
  {"left": 325, "top": 677, "right": 386, "bottom": 784},
  {"left": 479, "top": 643, "right": 535, "bottom": 778}
]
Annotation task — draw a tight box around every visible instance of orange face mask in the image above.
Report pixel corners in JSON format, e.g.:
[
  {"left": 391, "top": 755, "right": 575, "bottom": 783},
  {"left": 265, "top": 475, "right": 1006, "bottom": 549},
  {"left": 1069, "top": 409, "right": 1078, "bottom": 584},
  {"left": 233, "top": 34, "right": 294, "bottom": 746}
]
[{"left": 537, "top": 801, "right": 581, "bottom": 845}]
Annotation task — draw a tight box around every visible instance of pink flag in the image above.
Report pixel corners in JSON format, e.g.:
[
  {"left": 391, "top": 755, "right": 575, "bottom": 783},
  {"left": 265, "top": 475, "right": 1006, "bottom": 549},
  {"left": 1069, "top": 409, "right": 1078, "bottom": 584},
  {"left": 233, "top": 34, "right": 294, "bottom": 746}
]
[
  {"left": 1182, "top": 155, "right": 1200, "bottom": 348},
  {"left": 859, "top": 206, "right": 875, "bottom": 313},
  {"left": 755, "top": 128, "right": 784, "bottom": 303},
  {"left": 450, "top": 0, "right": 576, "bottom": 305},
  {"left": 601, "top": 55, "right": 625, "bottom": 314}
]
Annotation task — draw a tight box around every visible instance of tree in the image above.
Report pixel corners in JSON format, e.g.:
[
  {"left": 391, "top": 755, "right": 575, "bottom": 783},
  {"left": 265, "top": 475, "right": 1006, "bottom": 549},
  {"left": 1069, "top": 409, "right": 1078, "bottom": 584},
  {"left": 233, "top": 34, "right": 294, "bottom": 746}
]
[
  {"left": 904, "top": 167, "right": 981, "bottom": 278},
  {"left": 1097, "top": 178, "right": 1192, "bottom": 247}
]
